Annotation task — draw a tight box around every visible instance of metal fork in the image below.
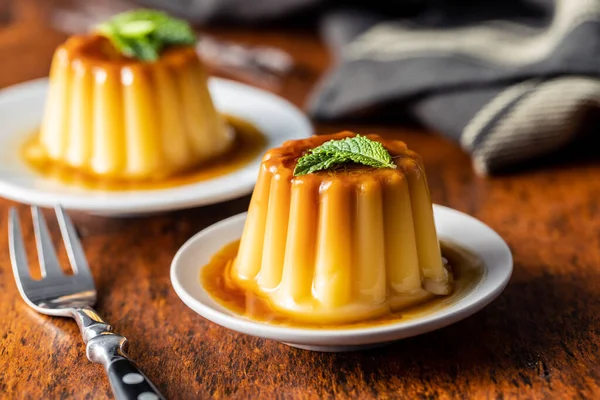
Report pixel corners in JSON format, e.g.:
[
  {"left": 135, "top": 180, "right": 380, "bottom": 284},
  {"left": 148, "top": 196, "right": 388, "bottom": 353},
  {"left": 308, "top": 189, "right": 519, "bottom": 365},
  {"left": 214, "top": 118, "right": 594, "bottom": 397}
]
[{"left": 9, "top": 206, "right": 166, "bottom": 400}]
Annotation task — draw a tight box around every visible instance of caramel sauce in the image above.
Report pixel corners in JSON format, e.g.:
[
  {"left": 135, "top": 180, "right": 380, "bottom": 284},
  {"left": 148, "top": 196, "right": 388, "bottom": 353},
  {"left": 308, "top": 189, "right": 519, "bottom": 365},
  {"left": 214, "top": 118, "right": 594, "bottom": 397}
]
[
  {"left": 59, "top": 34, "right": 198, "bottom": 67},
  {"left": 22, "top": 114, "right": 267, "bottom": 191},
  {"left": 201, "top": 240, "right": 485, "bottom": 329}
]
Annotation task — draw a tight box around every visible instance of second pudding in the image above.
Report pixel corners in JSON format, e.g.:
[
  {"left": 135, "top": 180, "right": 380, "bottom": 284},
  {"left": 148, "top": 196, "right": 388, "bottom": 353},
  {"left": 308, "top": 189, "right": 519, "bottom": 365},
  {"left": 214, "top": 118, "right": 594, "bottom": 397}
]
[
  {"left": 30, "top": 11, "right": 233, "bottom": 181},
  {"left": 231, "top": 131, "right": 452, "bottom": 324}
]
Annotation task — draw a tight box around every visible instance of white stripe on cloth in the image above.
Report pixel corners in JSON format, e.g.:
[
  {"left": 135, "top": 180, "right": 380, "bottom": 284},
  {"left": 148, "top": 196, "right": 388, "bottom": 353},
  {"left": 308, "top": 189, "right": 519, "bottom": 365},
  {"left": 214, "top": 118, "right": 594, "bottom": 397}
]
[
  {"left": 343, "top": 0, "right": 600, "bottom": 67},
  {"left": 471, "top": 77, "right": 600, "bottom": 175},
  {"left": 461, "top": 79, "right": 540, "bottom": 151}
]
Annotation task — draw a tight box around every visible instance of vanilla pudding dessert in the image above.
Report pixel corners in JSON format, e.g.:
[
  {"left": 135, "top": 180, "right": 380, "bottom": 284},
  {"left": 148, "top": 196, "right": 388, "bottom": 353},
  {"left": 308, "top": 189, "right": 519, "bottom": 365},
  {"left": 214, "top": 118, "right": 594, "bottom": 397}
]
[
  {"left": 27, "top": 10, "right": 233, "bottom": 181},
  {"left": 228, "top": 131, "right": 453, "bottom": 324}
]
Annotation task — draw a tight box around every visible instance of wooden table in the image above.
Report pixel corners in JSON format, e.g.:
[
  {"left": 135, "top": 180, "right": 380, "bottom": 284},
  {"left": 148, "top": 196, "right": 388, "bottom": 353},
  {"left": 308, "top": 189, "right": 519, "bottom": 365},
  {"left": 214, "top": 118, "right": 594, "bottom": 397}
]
[{"left": 1, "top": 1, "right": 600, "bottom": 398}]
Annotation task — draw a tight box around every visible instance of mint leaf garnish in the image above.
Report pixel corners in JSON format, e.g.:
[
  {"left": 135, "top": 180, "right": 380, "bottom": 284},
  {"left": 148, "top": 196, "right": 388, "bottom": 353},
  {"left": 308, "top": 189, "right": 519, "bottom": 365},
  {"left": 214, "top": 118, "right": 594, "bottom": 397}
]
[
  {"left": 293, "top": 152, "right": 346, "bottom": 176},
  {"left": 118, "top": 20, "right": 156, "bottom": 37},
  {"left": 94, "top": 9, "right": 196, "bottom": 62},
  {"left": 129, "top": 36, "right": 160, "bottom": 62},
  {"left": 294, "top": 134, "right": 397, "bottom": 176},
  {"left": 153, "top": 18, "right": 196, "bottom": 45}
]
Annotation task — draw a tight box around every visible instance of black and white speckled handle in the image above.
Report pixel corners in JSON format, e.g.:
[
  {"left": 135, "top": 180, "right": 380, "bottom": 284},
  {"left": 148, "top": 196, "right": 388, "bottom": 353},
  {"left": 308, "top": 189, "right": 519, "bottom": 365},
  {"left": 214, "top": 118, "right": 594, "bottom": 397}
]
[{"left": 73, "top": 307, "right": 166, "bottom": 400}]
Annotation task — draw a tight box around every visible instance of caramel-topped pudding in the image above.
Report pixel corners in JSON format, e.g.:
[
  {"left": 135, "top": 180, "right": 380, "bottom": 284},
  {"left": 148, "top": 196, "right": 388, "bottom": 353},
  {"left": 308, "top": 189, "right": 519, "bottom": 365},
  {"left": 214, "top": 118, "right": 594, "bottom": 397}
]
[
  {"left": 230, "top": 131, "right": 453, "bottom": 324},
  {"left": 29, "top": 12, "right": 233, "bottom": 181}
]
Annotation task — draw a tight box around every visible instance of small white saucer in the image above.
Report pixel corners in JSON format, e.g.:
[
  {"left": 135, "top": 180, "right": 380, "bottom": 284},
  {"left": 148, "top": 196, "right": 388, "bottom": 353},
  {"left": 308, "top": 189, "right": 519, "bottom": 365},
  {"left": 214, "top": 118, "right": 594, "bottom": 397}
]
[
  {"left": 170, "top": 205, "right": 513, "bottom": 352},
  {"left": 0, "top": 78, "right": 312, "bottom": 216}
]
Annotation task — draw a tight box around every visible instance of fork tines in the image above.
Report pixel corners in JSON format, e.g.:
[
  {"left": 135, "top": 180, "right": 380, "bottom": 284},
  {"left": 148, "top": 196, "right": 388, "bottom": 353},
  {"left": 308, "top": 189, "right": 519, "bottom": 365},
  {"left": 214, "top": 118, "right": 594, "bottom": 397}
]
[{"left": 9, "top": 205, "right": 94, "bottom": 285}]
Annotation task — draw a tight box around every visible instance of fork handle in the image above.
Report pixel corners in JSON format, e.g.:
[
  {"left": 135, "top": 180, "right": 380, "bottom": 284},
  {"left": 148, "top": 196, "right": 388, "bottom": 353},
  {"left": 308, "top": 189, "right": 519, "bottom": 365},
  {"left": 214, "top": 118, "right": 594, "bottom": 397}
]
[
  {"left": 73, "top": 307, "right": 166, "bottom": 400},
  {"left": 107, "top": 358, "right": 165, "bottom": 400}
]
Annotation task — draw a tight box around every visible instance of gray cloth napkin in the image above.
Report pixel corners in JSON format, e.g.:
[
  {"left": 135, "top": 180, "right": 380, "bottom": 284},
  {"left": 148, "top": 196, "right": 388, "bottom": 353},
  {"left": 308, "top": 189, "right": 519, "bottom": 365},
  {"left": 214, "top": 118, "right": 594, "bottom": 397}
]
[{"left": 144, "top": 0, "right": 600, "bottom": 174}]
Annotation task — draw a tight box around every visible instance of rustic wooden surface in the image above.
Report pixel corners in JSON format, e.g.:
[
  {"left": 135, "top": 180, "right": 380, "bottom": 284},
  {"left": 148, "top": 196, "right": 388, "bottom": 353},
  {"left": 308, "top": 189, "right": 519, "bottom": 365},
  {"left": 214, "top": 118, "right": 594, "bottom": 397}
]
[{"left": 1, "top": 1, "right": 600, "bottom": 399}]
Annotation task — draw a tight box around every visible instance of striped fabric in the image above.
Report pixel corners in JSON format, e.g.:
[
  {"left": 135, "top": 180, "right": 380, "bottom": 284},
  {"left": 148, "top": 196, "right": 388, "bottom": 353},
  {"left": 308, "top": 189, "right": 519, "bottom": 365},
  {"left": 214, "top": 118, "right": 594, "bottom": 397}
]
[{"left": 307, "top": 0, "right": 600, "bottom": 174}]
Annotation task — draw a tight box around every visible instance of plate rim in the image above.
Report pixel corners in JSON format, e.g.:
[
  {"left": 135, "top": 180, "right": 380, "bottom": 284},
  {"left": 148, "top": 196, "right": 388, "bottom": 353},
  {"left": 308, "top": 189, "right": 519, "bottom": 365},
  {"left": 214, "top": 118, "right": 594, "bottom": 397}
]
[
  {"left": 170, "top": 204, "right": 513, "bottom": 346},
  {"left": 0, "top": 77, "right": 313, "bottom": 214}
]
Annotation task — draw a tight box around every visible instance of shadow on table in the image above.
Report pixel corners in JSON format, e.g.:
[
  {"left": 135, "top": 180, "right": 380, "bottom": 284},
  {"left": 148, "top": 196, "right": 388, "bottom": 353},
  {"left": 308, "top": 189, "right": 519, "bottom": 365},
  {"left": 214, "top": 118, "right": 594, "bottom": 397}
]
[{"left": 322, "top": 268, "right": 598, "bottom": 385}]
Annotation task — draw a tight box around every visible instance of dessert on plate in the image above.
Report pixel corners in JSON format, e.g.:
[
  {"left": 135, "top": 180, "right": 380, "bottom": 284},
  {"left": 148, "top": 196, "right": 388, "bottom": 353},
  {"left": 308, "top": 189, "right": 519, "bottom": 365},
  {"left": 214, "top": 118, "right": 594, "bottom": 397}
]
[
  {"left": 28, "top": 10, "right": 233, "bottom": 181},
  {"left": 229, "top": 131, "right": 453, "bottom": 324}
]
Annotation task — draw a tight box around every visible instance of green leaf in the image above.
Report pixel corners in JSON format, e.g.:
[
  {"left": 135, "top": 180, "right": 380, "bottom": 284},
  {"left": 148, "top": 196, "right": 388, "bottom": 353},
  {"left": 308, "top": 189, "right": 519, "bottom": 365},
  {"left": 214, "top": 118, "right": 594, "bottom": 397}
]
[
  {"left": 94, "top": 22, "right": 114, "bottom": 37},
  {"left": 96, "top": 23, "right": 138, "bottom": 58},
  {"left": 129, "top": 36, "right": 161, "bottom": 61},
  {"left": 293, "top": 151, "right": 346, "bottom": 176},
  {"left": 109, "top": 9, "right": 168, "bottom": 24},
  {"left": 93, "top": 9, "right": 196, "bottom": 62},
  {"left": 154, "top": 18, "right": 196, "bottom": 45},
  {"left": 118, "top": 20, "right": 157, "bottom": 38},
  {"left": 294, "top": 134, "right": 397, "bottom": 176}
]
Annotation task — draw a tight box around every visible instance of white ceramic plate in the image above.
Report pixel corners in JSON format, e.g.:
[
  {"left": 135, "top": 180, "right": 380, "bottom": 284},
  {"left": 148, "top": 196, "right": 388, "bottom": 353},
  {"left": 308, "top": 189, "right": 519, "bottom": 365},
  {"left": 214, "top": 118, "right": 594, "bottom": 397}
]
[
  {"left": 0, "top": 78, "right": 312, "bottom": 216},
  {"left": 171, "top": 205, "right": 513, "bottom": 352}
]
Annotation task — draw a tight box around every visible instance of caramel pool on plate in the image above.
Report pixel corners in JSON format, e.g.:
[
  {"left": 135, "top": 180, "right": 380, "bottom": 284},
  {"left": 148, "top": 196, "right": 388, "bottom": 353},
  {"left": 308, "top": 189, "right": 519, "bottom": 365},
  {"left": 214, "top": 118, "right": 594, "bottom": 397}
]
[
  {"left": 23, "top": 114, "right": 267, "bottom": 191},
  {"left": 203, "top": 240, "right": 484, "bottom": 328},
  {"left": 220, "top": 132, "right": 454, "bottom": 325}
]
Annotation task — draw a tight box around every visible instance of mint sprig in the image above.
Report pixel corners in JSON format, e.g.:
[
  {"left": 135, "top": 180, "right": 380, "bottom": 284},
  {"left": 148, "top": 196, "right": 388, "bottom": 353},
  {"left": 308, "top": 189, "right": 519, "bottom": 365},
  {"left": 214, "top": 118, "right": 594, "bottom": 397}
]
[
  {"left": 94, "top": 10, "right": 196, "bottom": 62},
  {"left": 294, "top": 134, "right": 397, "bottom": 176}
]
